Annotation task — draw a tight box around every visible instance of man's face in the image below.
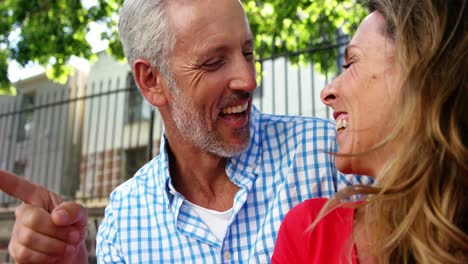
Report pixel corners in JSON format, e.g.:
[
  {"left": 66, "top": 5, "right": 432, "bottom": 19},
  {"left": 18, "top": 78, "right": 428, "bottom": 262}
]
[{"left": 166, "top": 0, "right": 257, "bottom": 157}]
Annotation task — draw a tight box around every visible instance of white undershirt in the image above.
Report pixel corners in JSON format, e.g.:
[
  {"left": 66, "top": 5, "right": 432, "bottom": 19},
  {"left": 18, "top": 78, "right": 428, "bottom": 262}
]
[{"left": 185, "top": 200, "right": 233, "bottom": 242}]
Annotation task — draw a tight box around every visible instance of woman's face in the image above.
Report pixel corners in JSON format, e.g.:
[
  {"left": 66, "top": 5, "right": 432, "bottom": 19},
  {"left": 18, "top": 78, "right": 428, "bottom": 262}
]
[{"left": 321, "top": 11, "right": 401, "bottom": 177}]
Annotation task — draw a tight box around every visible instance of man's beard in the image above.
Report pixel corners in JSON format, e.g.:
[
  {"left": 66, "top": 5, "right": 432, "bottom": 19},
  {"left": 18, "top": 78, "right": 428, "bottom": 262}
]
[{"left": 167, "top": 78, "right": 251, "bottom": 157}]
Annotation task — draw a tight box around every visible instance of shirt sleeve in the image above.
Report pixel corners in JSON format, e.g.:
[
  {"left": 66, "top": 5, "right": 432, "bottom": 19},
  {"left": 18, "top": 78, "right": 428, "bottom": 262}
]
[
  {"left": 338, "top": 171, "right": 374, "bottom": 189},
  {"left": 96, "top": 195, "right": 126, "bottom": 263}
]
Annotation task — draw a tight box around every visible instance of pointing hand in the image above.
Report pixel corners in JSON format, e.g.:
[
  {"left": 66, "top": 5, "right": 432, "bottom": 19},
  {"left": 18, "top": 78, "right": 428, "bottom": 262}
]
[{"left": 0, "top": 170, "right": 89, "bottom": 263}]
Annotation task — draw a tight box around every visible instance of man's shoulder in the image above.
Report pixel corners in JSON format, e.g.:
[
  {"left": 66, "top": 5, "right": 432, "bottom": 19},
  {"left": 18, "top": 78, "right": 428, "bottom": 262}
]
[
  {"left": 259, "top": 112, "right": 334, "bottom": 129},
  {"left": 257, "top": 112, "right": 336, "bottom": 139}
]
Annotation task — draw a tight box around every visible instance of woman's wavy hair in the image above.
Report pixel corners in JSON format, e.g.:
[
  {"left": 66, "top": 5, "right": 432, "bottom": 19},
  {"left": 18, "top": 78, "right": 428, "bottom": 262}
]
[{"left": 319, "top": 0, "right": 468, "bottom": 263}]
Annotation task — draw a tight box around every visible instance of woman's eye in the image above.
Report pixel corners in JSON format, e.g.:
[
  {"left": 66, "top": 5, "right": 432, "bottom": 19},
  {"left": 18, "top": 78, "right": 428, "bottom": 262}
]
[
  {"left": 342, "top": 62, "right": 353, "bottom": 69},
  {"left": 243, "top": 50, "right": 254, "bottom": 60}
]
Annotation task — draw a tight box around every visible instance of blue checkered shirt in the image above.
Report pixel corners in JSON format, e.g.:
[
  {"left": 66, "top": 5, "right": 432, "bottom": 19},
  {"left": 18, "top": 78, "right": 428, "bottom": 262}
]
[{"left": 96, "top": 106, "right": 371, "bottom": 263}]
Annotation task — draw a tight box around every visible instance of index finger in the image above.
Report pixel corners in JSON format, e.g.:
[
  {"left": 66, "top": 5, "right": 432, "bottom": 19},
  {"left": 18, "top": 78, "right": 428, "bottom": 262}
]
[{"left": 0, "top": 170, "right": 50, "bottom": 205}]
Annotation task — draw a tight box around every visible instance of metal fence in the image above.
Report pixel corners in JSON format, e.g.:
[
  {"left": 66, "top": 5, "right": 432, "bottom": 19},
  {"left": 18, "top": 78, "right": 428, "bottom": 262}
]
[{"left": 0, "top": 83, "right": 164, "bottom": 207}]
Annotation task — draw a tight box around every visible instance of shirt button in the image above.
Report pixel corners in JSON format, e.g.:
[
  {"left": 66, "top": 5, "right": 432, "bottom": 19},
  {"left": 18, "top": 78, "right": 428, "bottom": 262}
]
[{"left": 224, "top": 251, "right": 231, "bottom": 261}]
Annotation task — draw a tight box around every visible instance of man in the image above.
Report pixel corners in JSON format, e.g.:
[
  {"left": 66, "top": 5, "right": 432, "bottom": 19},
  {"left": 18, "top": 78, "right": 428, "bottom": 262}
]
[{"left": 1, "top": 0, "right": 370, "bottom": 263}]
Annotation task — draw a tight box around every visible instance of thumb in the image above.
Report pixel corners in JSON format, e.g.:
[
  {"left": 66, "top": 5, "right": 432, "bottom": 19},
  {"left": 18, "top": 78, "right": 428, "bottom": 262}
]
[{"left": 51, "top": 201, "right": 88, "bottom": 228}]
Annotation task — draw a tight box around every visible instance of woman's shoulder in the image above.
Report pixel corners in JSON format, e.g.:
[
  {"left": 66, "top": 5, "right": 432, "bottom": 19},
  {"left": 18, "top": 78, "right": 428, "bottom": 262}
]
[
  {"left": 283, "top": 198, "right": 355, "bottom": 229},
  {"left": 273, "top": 198, "right": 356, "bottom": 263},
  {"left": 285, "top": 198, "right": 329, "bottom": 219}
]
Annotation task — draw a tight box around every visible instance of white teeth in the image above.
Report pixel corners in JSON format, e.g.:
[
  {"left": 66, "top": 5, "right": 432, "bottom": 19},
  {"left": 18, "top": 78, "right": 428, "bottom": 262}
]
[
  {"left": 222, "top": 102, "right": 249, "bottom": 114},
  {"left": 336, "top": 119, "right": 343, "bottom": 131},
  {"left": 336, "top": 118, "right": 348, "bottom": 132}
]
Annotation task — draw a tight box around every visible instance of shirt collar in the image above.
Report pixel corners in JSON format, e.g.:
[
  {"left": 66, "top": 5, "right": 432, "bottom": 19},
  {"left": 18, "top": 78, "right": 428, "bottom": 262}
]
[{"left": 155, "top": 106, "right": 263, "bottom": 207}]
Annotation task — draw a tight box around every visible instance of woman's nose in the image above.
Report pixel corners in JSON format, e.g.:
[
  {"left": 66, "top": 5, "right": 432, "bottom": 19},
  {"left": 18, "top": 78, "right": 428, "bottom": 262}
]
[{"left": 320, "top": 82, "right": 336, "bottom": 107}]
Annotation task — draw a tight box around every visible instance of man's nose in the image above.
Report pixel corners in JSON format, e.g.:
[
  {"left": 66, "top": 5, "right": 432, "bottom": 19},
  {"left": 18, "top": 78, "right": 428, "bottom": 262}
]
[
  {"left": 229, "top": 57, "right": 257, "bottom": 93},
  {"left": 320, "top": 82, "right": 336, "bottom": 107}
]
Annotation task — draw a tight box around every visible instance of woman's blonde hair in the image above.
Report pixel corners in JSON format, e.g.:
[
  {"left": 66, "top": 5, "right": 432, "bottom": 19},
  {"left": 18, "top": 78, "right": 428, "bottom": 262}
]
[{"left": 321, "top": 0, "right": 468, "bottom": 263}]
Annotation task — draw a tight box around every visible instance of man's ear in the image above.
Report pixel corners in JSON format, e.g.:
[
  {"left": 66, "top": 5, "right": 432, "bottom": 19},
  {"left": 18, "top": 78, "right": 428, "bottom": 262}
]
[{"left": 133, "top": 59, "right": 168, "bottom": 107}]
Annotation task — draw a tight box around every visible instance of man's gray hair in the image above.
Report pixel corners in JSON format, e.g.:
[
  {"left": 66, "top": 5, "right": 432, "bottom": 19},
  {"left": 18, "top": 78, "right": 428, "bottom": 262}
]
[{"left": 118, "top": 0, "right": 176, "bottom": 78}]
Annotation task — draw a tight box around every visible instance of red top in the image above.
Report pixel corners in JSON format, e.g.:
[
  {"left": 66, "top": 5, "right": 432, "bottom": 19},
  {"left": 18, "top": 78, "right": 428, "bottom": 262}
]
[{"left": 272, "top": 198, "right": 358, "bottom": 264}]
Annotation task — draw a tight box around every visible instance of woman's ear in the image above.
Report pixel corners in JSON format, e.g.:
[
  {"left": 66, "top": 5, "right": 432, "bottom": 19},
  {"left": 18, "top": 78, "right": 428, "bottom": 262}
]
[{"left": 133, "top": 59, "right": 168, "bottom": 107}]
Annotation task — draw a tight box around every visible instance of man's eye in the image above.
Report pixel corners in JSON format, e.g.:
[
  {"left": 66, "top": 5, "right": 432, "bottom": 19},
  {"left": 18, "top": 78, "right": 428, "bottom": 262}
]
[{"left": 203, "top": 59, "right": 224, "bottom": 70}]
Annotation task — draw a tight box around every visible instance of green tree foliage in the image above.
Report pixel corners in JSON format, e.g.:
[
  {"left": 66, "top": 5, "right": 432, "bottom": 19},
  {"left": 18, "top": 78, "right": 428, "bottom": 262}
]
[
  {"left": 0, "top": 0, "right": 123, "bottom": 92},
  {"left": 0, "top": 0, "right": 367, "bottom": 93},
  {"left": 245, "top": 0, "right": 367, "bottom": 72}
]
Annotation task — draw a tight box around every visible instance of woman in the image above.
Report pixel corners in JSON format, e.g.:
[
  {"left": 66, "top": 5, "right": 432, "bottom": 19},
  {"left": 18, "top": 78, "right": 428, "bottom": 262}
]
[{"left": 272, "top": 0, "right": 467, "bottom": 263}]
